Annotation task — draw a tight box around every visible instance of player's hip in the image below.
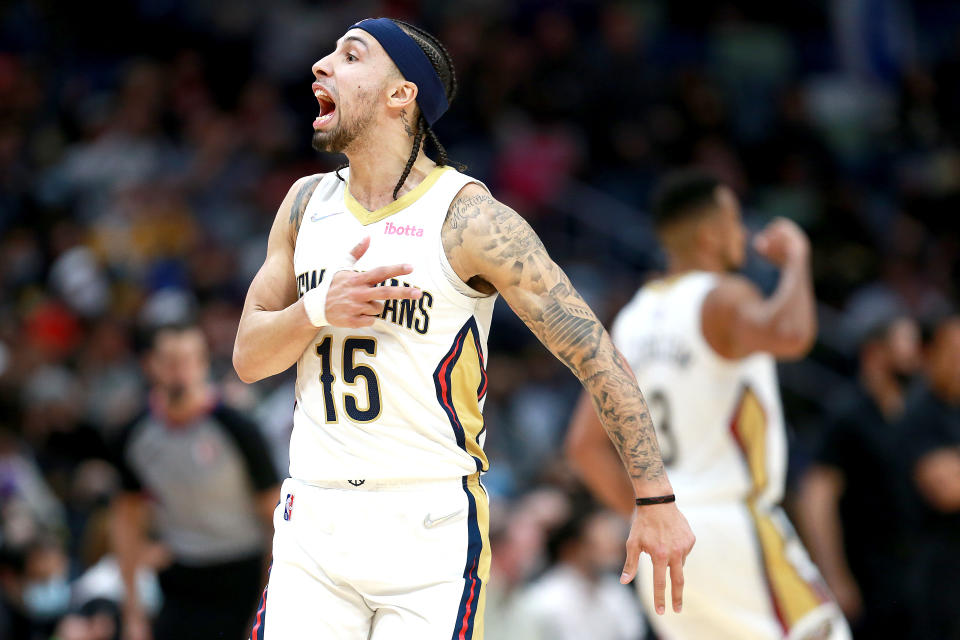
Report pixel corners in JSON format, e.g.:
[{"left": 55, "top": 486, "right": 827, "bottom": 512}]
[
  {"left": 638, "top": 501, "right": 847, "bottom": 640},
  {"left": 257, "top": 473, "right": 490, "bottom": 640},
  {"left": 271, "top": 474, "right": 489, "bottom": 584}
]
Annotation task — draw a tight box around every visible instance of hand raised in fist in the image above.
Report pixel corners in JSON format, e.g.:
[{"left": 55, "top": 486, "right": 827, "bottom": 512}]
[{"left": 753, "top": 218, "right": 810, "bottom": 266}]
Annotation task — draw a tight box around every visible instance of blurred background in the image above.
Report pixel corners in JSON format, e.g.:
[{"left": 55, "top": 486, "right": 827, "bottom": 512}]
[{"left": 1, "top": 0, "right": 959, "bottom": 638}]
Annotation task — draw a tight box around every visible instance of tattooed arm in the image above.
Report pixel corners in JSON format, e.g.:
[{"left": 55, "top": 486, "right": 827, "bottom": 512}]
[
  {"left": 442, "top": 183, "right": 695, "bottom": 613},
  {"left": 233, "top": 175, "right": 422, "bottom": 383},
  {"left": 233, "top": 175, "right": 325, "bottom": 383},
  {"left": 443, "top": 184, "right": 668, "bottom": 487}
]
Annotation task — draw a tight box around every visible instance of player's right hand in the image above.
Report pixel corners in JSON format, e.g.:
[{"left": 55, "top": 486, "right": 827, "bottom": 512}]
[
  {"left": 325, "top": 236, "right": 423, "bottom": 328},
  {"left": 753, "top": 217, "right": 810, "bottom": 267}
]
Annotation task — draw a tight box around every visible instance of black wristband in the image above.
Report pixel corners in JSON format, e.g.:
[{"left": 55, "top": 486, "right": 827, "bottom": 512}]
[{"left": 635, "top": 494, "right": 676, "bottom": 506}]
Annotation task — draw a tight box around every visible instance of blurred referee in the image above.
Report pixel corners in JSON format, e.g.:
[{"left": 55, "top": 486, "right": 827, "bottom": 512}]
[{"left": 110, "top": 322, "right": 279, "bottom": 640}]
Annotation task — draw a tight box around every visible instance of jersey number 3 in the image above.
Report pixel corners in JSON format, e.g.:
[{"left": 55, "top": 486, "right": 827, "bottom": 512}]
[
  {"left": 648, "top": 390, "right": 678, "bottom": 466},
  {"left": 315, "top": 336, "right": 382, "bottom": 423}
]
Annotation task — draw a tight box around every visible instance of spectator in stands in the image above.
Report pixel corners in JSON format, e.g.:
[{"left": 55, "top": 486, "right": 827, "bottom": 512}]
[
  {"left": 516, "top": 506, "right": 645, "bottom": 640},
  {"left": 0, "top": 535, "right": 72, "bottom": 640},
  {"left": 901, "top": 313, "right": 960, "bottom": 640},
  {"left": 110, "top": 322, "right": 279, "bottom": 640},
  {"left": 798, "top": 313, "right": 920, "bottom": 637}
]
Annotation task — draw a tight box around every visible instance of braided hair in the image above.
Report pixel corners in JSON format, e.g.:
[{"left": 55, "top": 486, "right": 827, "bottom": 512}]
[{"left": 335, "top": 20, "right": 458, "bottom": 200}]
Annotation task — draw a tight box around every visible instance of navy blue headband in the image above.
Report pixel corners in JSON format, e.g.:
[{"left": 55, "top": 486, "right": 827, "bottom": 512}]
[{"left": 348, "top": 18, "right": 449, "bottom": 126}]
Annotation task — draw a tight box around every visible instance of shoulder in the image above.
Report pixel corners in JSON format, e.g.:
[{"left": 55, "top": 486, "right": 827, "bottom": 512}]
[
  {"left": 284, "top": 172, "right": 330, "bottom": 238},
  {"left": 445, "top": 182, "right": 502, "bottom": 229},
  {"left": 285, "top": 173, "right": 328, "bottom": 207},
  {"left": 701, "top": 273, "right": 764, "bottom": 333},
  {"left": 699, "top": 273, "right": 764, "bottom": 359},
  {"left": 702, "top": 273, "right": 763, "bottom": 312},
  {"left": 290, "top": 172, "right": 329, "bottom": 192},
  {"left": 110, "top": 411, "right": 151, "bottom": 491},
  {"left": 112, "top": 411, "right": 150, "bottom": 454},
  {"left": 211, "top": 403, "right": 263, "bottom": 437},
  {"left": 443, "top": 184, "right": 543, "bottom": 253}
]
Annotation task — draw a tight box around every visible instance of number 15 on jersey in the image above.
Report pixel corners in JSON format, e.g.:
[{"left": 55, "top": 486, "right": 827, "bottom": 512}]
[{"left": 315, "top": 335, "right": 382, "bottom": 423}]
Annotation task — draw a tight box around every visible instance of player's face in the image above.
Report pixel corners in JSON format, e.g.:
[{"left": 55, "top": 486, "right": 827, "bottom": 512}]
[
  {"left": 147, "top": 329, "right": 210, "bottom": 403},
  {"left": 583, "top": 512, "right": 626, "bottom": 575},
  {"left": 310, "top": 29, "right": 395, "bottom": 154},
  {"left": 886, "top": 317, "right": 921, "bottom": 379},
  {"left": 713, "top": 186, "right": 747, "bottom": 270}
]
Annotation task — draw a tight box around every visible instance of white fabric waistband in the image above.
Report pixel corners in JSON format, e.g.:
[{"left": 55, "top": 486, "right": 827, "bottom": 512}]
[{"left": 289, "top": 473, "right": 480, "bottom": 492}]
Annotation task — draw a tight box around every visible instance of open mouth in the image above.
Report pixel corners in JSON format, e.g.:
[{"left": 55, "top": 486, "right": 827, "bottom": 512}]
[{"left": 313, "top": 84, "right": 337, "bottom": 130}]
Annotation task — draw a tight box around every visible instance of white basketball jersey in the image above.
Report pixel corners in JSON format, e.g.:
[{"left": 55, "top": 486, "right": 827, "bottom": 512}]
[
  {"left": 612, "top": 272, "right": 787, "bottom": 507},
  {"left": 290, "top": 166, "right": 497, "bottom": 481}
]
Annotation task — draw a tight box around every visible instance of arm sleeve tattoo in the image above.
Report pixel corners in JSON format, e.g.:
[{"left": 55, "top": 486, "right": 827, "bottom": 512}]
[
  {"left": 289, "top": 175, "right": 323, "bottom": 237},
  {"left": 442, "top": 192, "right": 667, "bottom": 483}
]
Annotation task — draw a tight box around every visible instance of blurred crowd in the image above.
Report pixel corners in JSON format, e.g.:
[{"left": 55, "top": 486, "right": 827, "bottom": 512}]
[{"left": 2, "top": 0, "right": 960, "bottom": 638}]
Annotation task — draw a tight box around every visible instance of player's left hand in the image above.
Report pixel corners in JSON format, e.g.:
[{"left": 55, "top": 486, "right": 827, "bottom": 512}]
[{"left": 620, "top": 502, "right": 695, "bottom": 615}]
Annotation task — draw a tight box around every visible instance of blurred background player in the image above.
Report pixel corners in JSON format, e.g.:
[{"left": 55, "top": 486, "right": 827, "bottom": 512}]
[
  {"left": 901, "top": 313, "right": 960, "bottom": 640},
  {"left": 112, "top": 322, "right": 279, "bottom": 640},
  {"left": 566, "top": 170, "right": 850, "bottom": 639},
  {"left": 797, "top": 312, "right": 920, "bottom": 638}
]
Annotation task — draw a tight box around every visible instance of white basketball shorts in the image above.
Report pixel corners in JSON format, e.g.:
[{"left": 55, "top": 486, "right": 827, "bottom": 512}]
[
  {"left": 637, "top": 501, "right": 851, "bottom": 640},
  {"left": 250, "top": 473, "right": 490, "bottom": 640}
]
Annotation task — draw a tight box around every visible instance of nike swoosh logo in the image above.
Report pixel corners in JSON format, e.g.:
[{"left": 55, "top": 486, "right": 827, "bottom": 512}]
[
  {"left": 310, "top": 211, "right": 344, "bottom": 223},
  {"left": 423, "top": 508, "right": 463, "bottom": 529}
]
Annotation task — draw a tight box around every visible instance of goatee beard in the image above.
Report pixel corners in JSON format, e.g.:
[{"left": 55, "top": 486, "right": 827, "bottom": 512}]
[
  {"left": 311, "top": 96, "right": 376, "bottom": 154},
  {"left": 312, "top": 127, "right": 356, "bottom": 154}
]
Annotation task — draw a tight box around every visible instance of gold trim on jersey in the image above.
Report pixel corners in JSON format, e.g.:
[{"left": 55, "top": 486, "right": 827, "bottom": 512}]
[
  {"left": 729, "top": 386, "right": 827, "bottom": 632},
  {"left": 641, "top": 272, "right": 690, "bottom": 293},
  {"left": 344, "top": 165, "right": 451, "bottom": 225},
  {"left": 749, "top": 504, "right": 828, "bottom": 630},
  {"left": 464, "top": 473, "right": 490, "bottom": 639},
  {"left": 729, "top": 386, "right": 768, "bottom": 496},
  {"left": 450, "top": 330, "right": 488, "bottom": 470}
]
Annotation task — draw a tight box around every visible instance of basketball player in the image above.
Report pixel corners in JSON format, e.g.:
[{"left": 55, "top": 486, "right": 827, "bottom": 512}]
[
  {"left": 566, "top": 170, "right": 851, "bottom": 640},
  {"left": 232, "top": 18, "right": 694, "bottom": 640}
]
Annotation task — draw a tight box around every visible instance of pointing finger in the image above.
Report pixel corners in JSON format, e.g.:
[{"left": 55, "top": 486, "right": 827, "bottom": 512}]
[
  {"left": 361, "top": 286, "right": 422, "bottom": 302},
  {"left": 362, "top": 264, "right": 415, "bottom": 285}
]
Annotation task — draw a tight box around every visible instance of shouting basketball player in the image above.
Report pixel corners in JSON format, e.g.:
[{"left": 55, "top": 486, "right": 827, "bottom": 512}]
[
  {"left": 232, "top": 18, "right": 694, "bottom": 640},
  {"left": 566, "top": 170, "right": 851, "bottom": 640}
]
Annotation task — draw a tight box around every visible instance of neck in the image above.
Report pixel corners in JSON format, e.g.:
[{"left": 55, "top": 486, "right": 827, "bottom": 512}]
[
  {"left": 666, "top": 251, "right": 726, "bottom": 276},
  {"left": 151, "top": 385, "right": 214, "bottom": 425},
  {"left": 861, "top": 368, "right": 905, "bottom": 420},
  {"left": 344, "top": 128, "right": 436, "bottom": 211}
]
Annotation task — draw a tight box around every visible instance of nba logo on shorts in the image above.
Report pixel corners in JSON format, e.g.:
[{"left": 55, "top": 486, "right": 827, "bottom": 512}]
[{"left": 283, "top": 493, "right": 294, "bottom": 521}]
